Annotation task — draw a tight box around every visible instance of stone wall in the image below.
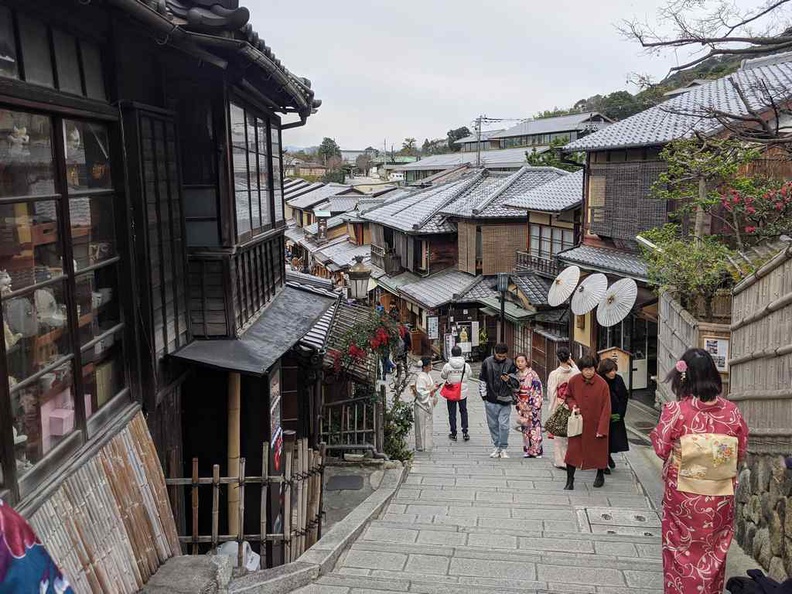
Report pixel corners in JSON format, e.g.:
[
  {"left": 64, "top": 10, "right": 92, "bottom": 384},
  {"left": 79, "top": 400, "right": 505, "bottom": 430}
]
[{"left": 735, "top": 453, "right": 792, "bottom": 581}]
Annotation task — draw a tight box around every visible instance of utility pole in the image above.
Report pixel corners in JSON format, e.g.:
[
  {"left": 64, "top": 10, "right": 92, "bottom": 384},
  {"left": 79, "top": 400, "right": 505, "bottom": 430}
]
[{"left": 475, "top": 115, "right": 483, "bottom": 168}]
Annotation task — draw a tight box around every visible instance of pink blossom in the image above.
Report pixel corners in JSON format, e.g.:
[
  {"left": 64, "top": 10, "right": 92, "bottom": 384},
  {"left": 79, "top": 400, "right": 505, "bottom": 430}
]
[
  {"left": 674, "top": 360, "right": 688, "bottom": 373},
  {"left": 745, "top": 226, "right": 757, "bottom": 233}
]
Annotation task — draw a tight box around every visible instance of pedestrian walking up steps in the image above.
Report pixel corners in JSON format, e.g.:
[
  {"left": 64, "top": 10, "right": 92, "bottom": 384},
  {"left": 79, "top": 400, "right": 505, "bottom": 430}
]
[{"left": 294, "top": 384, "right": 665, "bottom": 594}]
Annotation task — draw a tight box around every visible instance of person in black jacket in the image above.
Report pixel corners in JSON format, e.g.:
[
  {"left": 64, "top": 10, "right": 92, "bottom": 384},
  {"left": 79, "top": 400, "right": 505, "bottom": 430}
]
[
  {"left": 597, "top": 358, "right": 629, "bottom": 472},
  {"left": 479, "top": 343, "right": 518, "bottom": 459}
]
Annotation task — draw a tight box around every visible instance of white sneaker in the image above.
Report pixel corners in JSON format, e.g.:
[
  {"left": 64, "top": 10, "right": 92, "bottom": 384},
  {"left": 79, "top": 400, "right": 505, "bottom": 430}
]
[
  {"left": 489, "top": 448, "right": 501, "bottom": 458},
  {"left": 499, "top": 450, "right": 510, "bottom": 459}
]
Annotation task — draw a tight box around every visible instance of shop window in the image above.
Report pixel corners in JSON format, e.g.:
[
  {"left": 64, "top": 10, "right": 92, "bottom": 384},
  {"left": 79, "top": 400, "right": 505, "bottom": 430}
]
[
  {"left": 53, "top": 30, "right": 82, "bottom": 96},
  {"left": 271, "top": 125, "right": 284, "bottom": 223},
  {"left": 529, "top": 224, "right": 574, "bottom": 260},
  {"left": 231, "top": 103, "right": 275, "bottom": 242},
  {"left": 0, "top": 109, "right": 127, "bottom": 486}
]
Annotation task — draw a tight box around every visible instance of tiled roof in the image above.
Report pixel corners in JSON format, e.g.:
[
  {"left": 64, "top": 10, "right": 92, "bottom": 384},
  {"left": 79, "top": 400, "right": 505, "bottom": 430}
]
[
  {"left": 304, "top": 214, "right": 347, "bottom": 236},
  {"left": 456, "top": 276, "right": 499, "bottom": 302},
  {"left": 454, "top": 129, "right": 506, "bottom": 144},
  {"left": 314, "top": 238, "right": 370, "bottom": 271},
  {"left": 313, "top": 195, "right": 360, "bottom": 214},
  {"left": 324, "top": 302, "right": 378, "bottom": 382},
  {"left": 409, "top": 165, "right": 472, "bottom": 186},
  {"left": 557, "top": 245, "right": 649, "bottom": 281},
  {"left": 375, "top": 269, "right": 421, "bottom": 294},
  {"left": 284, "top": 224, "right": 305, "bottom": 243},
  {"left": 398, "top": 268, "right": 479, "bottom": 309},
  {"left": 491, "top": 113, "right": 611, "bottom": 139},
  {"left": 477, "top": 297, "right": 535, "bottom": 322},
  {"left": 361, "top": 176, "right": 478, "bottom": 234},
  {"left": 441, "top": 167, "right": 568, "bottom": 219},
  {"left": 511, "top": 273, "right": 552, "bottom": 306},
  {"left": 505, "top": 169, "right": 583, "bottom": 212},
  {"left": 395, "top": 147, "right": 542, "bottom": 172},
  {"left": 285, "top": 181, "right": 323, "bottom": 201},
  {"left": 287, "top": 183, "right": 359, "bottom": 210},
  {"left": 566, "top": 59, "right": 792, "bottom": 151},
  {"left": 285, "top": 270, "right": 335, "bottom": 291}
]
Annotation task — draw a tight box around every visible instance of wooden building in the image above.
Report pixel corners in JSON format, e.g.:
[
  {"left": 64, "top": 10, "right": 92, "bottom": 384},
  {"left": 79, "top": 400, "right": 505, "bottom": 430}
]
[{"left": 0, "top": 0, "right": 329, "bottom": 570}]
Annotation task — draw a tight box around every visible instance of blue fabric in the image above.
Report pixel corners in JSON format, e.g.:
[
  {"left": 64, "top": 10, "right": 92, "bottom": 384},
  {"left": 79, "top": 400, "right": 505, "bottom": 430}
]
[
  {"left": 485, "top": 401, "right": 511, "bottom": 449},
  {"left": 0, "top": 499, "right": 73, "bottom": 594}
]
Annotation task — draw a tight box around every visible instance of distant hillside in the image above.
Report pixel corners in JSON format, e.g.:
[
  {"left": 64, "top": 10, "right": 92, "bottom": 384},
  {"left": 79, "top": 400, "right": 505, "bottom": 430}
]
[{"left": 536, "top": 54, "right": 745, "bottom": 122}]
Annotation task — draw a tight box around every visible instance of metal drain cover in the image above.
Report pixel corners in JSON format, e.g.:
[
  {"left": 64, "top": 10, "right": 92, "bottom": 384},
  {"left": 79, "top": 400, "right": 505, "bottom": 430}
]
[{"left": 579, "top": 507, "right": 661, "bottom": 537}]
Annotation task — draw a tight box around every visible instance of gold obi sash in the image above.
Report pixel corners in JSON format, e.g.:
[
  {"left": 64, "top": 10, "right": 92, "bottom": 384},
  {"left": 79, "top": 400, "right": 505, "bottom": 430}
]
[{"left": 673, "top": 433, "right": 738, "bottom": 496}]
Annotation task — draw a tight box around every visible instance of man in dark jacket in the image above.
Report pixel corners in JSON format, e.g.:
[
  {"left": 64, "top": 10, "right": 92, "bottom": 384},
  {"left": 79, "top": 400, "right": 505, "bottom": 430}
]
[{"left": 479, "top": 343, "right": 518, "bottom": 458}]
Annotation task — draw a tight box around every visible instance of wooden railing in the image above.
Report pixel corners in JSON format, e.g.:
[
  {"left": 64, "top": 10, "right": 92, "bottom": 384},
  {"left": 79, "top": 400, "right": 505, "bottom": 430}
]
[
  {"left": 165, "top": 432, "right": 324, "bottom": 570},
  {"left": 515, "top": 251, "right": 561, "bottom": 278},
  {"left": 320, "top": 391, "right": 384, "bottom": 454}
]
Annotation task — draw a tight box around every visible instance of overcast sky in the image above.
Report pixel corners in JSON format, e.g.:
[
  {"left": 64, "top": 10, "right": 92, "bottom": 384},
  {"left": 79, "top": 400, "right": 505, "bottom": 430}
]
[{"left": 248, "top": 0, "right": 697, "bottom": 150}]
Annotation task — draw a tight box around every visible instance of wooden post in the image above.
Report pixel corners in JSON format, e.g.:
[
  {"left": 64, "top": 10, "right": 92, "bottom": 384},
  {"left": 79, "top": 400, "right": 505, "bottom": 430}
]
[
  {"left": 211, "top": 464, "right": 220, "bottom": 552},
  {"left": 260, "top": 442, "right": 269, "bottom": 569},
  {"left": 307, "top": 448, "right": 320, "bottom": 547},
  {"left": 300, "top": 439, "right": 309, "bottom": 556},
  {"left": 237, "top": 457, "right": 246, "bottom": 571},
  {"left": 191, "top": 458, "right": 199, "bottom": 555},
  {"left": 283, "top": 432, "right": 295, "bottom": 563},
  {"left": 228, "top": 372, "right": 242, "bottom": 537},
  {"left": 317, "top": 443, "right": 326, "bottom": 541}
]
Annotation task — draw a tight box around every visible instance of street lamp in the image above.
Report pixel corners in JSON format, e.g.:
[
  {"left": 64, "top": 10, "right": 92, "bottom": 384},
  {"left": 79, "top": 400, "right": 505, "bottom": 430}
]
[{"left": 348, "top": 255, "right": 371, "bottom": 302}]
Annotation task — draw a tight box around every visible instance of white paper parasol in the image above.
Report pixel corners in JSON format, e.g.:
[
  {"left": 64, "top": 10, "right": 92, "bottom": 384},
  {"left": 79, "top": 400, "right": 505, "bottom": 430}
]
[
  {"left": 596, "top": 278, "right": 638, "bottom": 327},
  {"left": 571, "top": 273, "right": 608, "bottom": 315},
  {"left": 547, "top": 266, "right": 581, "bottom": 307}
]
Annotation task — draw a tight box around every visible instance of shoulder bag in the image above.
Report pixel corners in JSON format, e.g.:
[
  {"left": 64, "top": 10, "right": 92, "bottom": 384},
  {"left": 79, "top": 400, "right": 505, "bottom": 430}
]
[
  {"left": 545, "top": 404, "right": 571, "bottom": 437},
  {"left": 440, "top": 365, "right": 466, "bottom": 401}
]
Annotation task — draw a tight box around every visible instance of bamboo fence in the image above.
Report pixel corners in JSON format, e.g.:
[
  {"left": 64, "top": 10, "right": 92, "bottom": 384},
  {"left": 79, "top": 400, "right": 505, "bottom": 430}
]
[
  {"left": 28, "top": 412, "right": 181, "bottom": 594},
  {"left": 164, "top": 434, "right": 325, "bottom": 571}
]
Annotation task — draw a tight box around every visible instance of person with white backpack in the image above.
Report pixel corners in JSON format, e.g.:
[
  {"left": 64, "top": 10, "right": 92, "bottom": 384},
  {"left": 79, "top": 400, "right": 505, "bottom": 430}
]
[{"left": 440, "top": 345, "right": 472, "bottom": 441}]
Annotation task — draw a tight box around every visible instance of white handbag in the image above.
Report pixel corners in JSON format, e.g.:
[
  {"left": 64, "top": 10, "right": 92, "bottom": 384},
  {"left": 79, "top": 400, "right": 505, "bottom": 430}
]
[{"left": 567, "top": 410, "right": 583, "bottom": 438}]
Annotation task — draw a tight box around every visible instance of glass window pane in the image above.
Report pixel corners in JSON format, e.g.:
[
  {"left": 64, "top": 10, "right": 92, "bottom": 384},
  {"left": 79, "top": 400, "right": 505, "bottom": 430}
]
[
  {"left": 11, "top": 360, "right": 75, "bottom": 472},
  {"left": 70, "top": 195, "right": 116, "bottom": 271},
  {"left": 261, "top": 119, "right": 271, "bottom": 155},
  {"left": 53, "top": 29, "right": 81, "bottom": 95},
  {"left": 258, "top": 152, "right": 270, "bottom": 227},
  {"left": 233, "top": 147, "right": 250, "bottom": 235},
  {"left": 563, "top": 229, "right": 574, "bottom": 248},
  {"left": 17, "top": 14, "right": 53, "bottom": 87},
  {"left": 183, "top": 187, "right": 217, "bottom": 218},
  {"left": 230, "top": 104, "right": 245, "bottom": 150},
  {"left": 0, "top": 109, "right": 55, "bottom": 197},
  {"left": 272, "top": 156, "right": 284, "bottom": 222},
  {"left": 75, "top": 266, "right": 120, "bottom": 347},
  {"left": 249, "top": 150, "right": 261, "bottom": 230},
  {"left": 79, "top": 40, "right": 105, "bottom": 100},
  {"left": 0, "top": 7, "right": 19, "bottom": 79},
  {"left": 81, "top": 330, "right": 124, "bottom": 418},
  {"left": 530, "top": 235, "right": 539, "bottom": 255},
  {"left": 63, "top": 120, "right": 112, "bottom": 190},
  {"left": 0, "top": 200, "right": 63, "bottom": 292},
  {"left": 3, "top": 280, "right": 71, "bottom": 383}
]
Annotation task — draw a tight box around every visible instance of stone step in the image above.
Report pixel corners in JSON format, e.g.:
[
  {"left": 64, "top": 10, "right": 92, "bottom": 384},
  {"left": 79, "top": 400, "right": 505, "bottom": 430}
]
[
  {"left": 365, "top": 519, "right": 663, "bottom": 547},
  {"left": 309, "top": 569, "right": 663, "bottom": 594}
]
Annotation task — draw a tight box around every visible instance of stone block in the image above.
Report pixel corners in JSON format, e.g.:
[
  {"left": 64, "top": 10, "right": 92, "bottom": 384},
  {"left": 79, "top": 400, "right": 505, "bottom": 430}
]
[
  {"left": 145, "top": 555, "right": 233, "bottom": 594},
  {"left": 363, "top": 526, "right": 418, "bottom": 544},
  {"left": 594, "top": 541, "right": 638, "bottom": 557},
  {"left": 754, "top": 527, "right": 772, "bottom": 568},
  {"left": 343, "top": 549, "right": 407, "bottom": 571},
  {"left": 466, "top": 533, "right": 518, "bottom": 549},
  {"left": 770, "top": 510, "right": 785, "bottom": 557},
  {"left": 736, "top": 469, "right": 752, "bottom": 504},
  {"left": 448, "top": 558, "right": 536, "bottom": 580},
  {"left": 537, "top": 564, "right": 624, "bottom": 586},
  {"left": 623, "top": 570, "right": 664, "bottom": 589},
  {"left": 769, "top": 556, "right": 788, "bottom": 582},
  {"left": 405, "top": 554, "right": 451, "bottom": 576},
  {"left": 416, "top": 530, "right": 467, "bottom": 546}
]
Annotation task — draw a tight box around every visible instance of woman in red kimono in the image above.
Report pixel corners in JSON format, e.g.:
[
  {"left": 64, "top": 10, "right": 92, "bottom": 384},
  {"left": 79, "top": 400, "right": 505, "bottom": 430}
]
[
  {"left": 562, "top": 354, "right": 611, "bottom": 490},
  {"left": 651, "top": 348, "right": 748, "bottom": 594}
]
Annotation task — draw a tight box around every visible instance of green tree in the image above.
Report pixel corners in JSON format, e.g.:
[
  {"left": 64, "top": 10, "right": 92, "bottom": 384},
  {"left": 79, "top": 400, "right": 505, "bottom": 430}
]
[
  {"left": 653, "top": 137, "right": 761, "bottom": 249},
  {"left": 317, "top": 137, "right": 341, "bottom": 165},
  {"left": 640, "top": 225, "right": 738, "bottom": 320},
  {"left": 400, "top": 137, "right": 417, "bottom": 156},
  {"left": 446, "top": 126, "right": 471, "bottom": 152},
  {"left": 525, "top": 136, "right": 583, "bottom": 172}
]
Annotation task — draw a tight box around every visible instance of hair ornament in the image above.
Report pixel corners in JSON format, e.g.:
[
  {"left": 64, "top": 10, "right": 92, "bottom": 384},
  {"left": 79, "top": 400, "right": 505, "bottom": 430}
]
[{"left": 675, "top": 359, "right": 688, "bottom": 382}]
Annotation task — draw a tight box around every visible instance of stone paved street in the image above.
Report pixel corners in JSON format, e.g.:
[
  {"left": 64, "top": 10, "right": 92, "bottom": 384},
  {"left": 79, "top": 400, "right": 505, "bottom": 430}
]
[{"left": 296, "top": 369, "right": 666, "bottom": 593}]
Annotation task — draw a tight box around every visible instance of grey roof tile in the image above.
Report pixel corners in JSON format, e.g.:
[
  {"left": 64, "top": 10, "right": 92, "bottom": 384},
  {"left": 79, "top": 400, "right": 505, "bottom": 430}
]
[
  {"left": 284, "top": 224, "right": 306, "bottom": 243},
  {"left": 454, "top": 129, "right": 506, "bottom": 144},
  {"left": 505, "top": 169, "right": 583, "bottom": 212},
  {"left": 395, "top": 147, "right": 542, "bottom": 171},
  {"left": 313, "top": 195, "right": 360, "bottom": 214},
  {"left": 491, "top": 112, "right": 611, "bottom": 139},
  {"left": 287, "top": 183, "right": 358, "bottom": 210},
  {"left": 314, "top": 238, "right": 370, "bottom": 270},
  {"left": 511, "top": 273, "right": 551, "bottom": 306},
  {"left": 557, "top": 245, "right": 648, "bottom": 281},
  {"left": 566, "top": 59, "right": 792, "bottom": 151},
  {"left": 456, "top": 276, "right": 499, "bottom": 302},
  {"left": 285, "top": 181, "right": 324, "bottom": 201},
  {"left": 398, "top": 268, "right": 479, "bottom": 309},
  {"left": 304, "top": 214, "right": 347, "bottom": 236}
]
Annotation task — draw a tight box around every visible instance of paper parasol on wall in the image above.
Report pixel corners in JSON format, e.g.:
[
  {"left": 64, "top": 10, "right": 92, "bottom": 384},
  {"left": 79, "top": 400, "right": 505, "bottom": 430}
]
[
  {"left": 596, "top": 278, "right": 638, "bottom": 327},
  {"left": 547, "top": 266, "right": 581, "bottom": 307},
  {"left": 571, "top": 273, "right": 608, "bottom": 315}
]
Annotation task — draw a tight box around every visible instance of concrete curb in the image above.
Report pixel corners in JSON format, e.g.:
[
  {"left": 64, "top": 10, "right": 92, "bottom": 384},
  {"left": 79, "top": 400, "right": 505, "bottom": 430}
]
[{"left": 229, "top": 464, "right": 407, "bottom": 593}]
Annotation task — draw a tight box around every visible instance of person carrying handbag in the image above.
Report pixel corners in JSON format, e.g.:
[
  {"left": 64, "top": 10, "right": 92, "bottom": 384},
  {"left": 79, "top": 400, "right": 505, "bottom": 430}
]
[
  {"left": 412, "top": 357, "right": 439, "bottom": 452},
  {"left": 440, "top": 345, "right": 472, "bottom": 441}
]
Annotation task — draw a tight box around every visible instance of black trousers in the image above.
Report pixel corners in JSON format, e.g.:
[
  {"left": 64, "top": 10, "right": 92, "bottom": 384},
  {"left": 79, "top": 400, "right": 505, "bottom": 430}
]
[{"left": 447, "top": 398, "right": 469, "bottom": 435}]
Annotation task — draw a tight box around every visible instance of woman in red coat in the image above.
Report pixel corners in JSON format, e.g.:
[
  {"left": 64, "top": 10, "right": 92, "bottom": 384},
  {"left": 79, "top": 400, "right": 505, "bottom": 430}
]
[{"left": 562, "top": 354, "right": 611, "bottom": 490}]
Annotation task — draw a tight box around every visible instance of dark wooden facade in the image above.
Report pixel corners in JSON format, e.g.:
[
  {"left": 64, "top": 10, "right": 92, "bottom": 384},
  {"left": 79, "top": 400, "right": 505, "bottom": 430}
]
[{"left": 0, "top": 0, "right": 322, "bottom": 543}]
